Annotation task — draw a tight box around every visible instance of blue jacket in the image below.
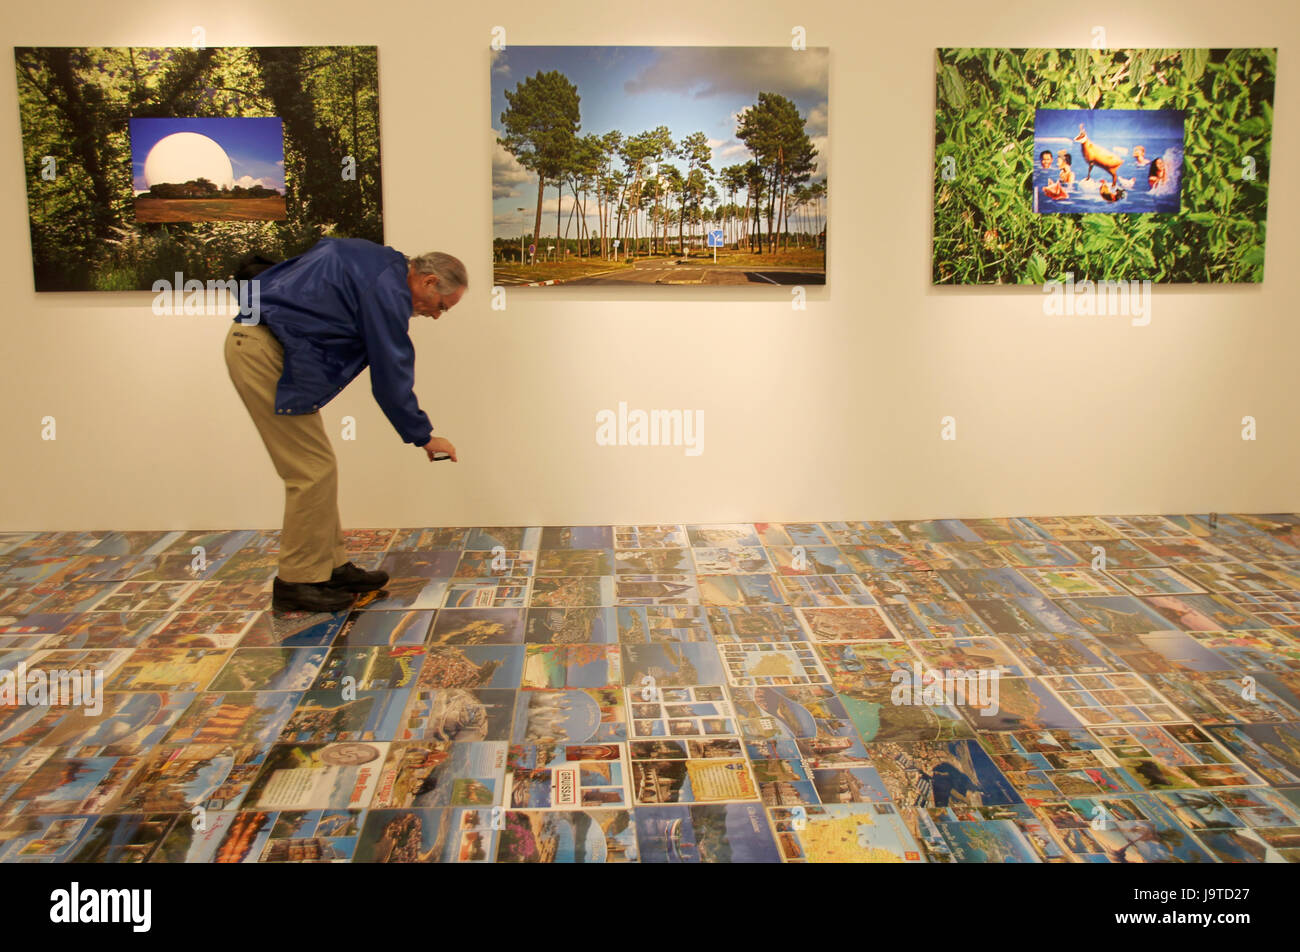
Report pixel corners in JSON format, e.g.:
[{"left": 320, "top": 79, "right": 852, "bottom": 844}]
[{"left": 235, "top": 238, "right": 434, "bottom": 447}]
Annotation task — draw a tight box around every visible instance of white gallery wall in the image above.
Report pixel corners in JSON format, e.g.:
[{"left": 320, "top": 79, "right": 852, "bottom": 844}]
[{"left": 0, "top": 0, "right": 1296, "bottom": 531}]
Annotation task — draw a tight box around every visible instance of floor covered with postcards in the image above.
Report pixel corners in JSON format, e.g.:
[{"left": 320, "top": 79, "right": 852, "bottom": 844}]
[{"left": 1, "top": 515, "right": 1298, "bottom": 863}]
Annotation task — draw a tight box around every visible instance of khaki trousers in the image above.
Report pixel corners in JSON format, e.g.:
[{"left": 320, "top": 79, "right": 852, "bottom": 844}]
[{"left": 224, "top": 322, "right": 345, "bottom": 583}]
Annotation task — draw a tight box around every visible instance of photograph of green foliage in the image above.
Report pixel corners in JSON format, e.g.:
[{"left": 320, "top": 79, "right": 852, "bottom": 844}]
[
  {"left": 933, "top": 48, "right": 1275, "bottom": 285},
  {"left": 15, "top": 46, "right": 383, "bottom": 291}
]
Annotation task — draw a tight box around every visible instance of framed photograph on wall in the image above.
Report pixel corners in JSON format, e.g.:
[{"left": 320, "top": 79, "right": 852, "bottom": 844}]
[
  {"left": 932, "top": 48, "right": 1275, "bottom": 285},
  {"left": 14, "top": 46, "right": 384, "bottom": 291},
  {"left": 491, "top": 45, "right": 828, "bottom": 289}
]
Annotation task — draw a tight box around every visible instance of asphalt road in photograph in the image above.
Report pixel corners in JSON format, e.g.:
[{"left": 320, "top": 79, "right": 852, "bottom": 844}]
[{"left": 497, "top": 258, "right": 825, "bottom": 286}]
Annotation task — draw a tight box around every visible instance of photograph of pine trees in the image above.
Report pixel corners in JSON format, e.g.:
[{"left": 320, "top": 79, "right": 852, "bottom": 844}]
[{"left": 492, "top": 46, "right": 828, "bottom": 289}]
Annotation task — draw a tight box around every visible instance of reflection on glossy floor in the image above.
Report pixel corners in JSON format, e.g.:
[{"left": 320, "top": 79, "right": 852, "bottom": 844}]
[{"left": 1, "top": 515, "right": 1298, "bottom": 862}]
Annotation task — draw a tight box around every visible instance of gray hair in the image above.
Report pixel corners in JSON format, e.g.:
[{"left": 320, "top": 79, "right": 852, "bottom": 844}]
[{"left": 407, "top": 251, "right": 468, "bottom": 292}]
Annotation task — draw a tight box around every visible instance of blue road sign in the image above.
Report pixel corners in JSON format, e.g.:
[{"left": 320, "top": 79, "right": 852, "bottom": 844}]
[{"left": 707, "top": 230, "right": 724, "bottom": 247}]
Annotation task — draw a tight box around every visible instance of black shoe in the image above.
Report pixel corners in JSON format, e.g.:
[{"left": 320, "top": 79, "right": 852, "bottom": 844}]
[
  {"left": 327, "top": 561, "right": 390, "bottom": 593},
  {"left": 273, "top": 576, "right": 356, "bottom": 613}
]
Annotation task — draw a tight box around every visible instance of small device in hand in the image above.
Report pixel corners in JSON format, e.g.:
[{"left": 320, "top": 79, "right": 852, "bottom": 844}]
[{"left": 432, "top": 452, "right": 452, "bottom": 461}]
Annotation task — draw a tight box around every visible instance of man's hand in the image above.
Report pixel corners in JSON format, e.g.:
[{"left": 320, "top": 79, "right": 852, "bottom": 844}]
[{"left": 423, "top": 436, "right": 457, "bottom": 462}]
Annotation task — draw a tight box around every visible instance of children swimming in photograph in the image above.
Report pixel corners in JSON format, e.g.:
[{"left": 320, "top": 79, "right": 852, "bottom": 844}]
[
  {"left": 1056, "top": 152, "right": 1075, "bottom": 184},
  {"left": 1033, "top": 109, "right": 1183, "bottom": 214},
  {"left": 1148, "top": 157, "right": 1168, "bottom": 188},
  {"left": 1040, "top": 151, "right": 1075, "bottom": 200}
]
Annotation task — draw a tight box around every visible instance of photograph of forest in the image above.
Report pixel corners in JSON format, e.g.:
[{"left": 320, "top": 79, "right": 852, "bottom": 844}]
[{"left": 14, "top": 46, "right": 383, "bottom": 291}]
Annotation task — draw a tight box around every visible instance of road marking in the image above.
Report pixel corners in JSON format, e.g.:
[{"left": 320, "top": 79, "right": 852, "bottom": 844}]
[{"left": 749, "top": 271, "right": 781, "bottom": 285}]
